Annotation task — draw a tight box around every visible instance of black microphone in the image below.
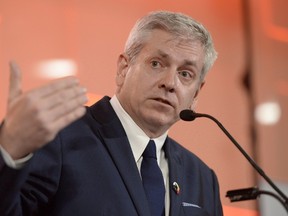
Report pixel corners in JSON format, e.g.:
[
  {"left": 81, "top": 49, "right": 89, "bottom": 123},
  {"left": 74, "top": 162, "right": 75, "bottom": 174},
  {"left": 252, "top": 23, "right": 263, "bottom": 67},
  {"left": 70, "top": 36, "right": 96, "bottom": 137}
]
[
  {"left": 179, "top": 109, "right": 288, "bottom": 213},
  {"left": 179, "top": 109, "right": 200, "bottom": 121}
]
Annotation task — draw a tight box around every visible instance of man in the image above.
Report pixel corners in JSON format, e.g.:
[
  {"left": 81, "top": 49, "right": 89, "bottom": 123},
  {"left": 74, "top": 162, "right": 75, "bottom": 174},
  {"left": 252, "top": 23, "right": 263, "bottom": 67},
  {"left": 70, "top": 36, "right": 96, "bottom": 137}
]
[{"left": 0, "top": 11, "right": 223, "bottom": 216}]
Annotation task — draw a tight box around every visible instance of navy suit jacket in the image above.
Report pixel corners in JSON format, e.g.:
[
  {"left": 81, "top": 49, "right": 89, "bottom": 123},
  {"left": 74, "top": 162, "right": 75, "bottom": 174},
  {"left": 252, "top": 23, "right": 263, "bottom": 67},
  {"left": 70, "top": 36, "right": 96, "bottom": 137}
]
[{"left": 0, "top": 96, "right": 223, "bottom": 216}]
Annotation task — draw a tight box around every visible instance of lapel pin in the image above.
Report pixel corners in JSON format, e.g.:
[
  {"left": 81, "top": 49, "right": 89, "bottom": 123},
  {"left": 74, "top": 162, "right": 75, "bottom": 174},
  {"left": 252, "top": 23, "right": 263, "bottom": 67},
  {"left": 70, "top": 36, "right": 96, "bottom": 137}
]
[{"left": 172, "top": 182, "right": 180, "bottom": 195}]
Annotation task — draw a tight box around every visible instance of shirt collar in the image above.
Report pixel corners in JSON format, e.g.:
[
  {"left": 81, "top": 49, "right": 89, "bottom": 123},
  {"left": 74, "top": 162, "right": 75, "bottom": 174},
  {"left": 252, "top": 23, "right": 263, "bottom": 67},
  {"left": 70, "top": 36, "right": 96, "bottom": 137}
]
[{"left": 110, "top": 95, "right": 168, "bottom": 163}]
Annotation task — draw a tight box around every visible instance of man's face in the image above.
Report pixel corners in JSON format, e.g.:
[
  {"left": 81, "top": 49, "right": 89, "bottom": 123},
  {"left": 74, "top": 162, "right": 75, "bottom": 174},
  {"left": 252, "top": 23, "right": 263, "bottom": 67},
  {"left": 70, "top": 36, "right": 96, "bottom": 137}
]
[{"left": 116, "top": 29, "right": 206, "bottom": 137}]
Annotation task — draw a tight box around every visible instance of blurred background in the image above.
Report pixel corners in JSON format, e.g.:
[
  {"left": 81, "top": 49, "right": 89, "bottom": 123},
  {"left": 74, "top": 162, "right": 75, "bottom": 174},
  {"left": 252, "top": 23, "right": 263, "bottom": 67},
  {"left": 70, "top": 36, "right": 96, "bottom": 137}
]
[{"left": 0, "top": 0, "right": 287, "bottom": 215}]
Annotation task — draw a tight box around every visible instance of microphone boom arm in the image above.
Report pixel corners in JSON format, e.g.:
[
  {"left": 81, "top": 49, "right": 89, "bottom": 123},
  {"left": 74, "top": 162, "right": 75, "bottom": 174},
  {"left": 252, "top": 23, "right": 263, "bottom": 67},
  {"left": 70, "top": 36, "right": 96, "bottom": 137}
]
[{"left": 180, "top": 110, "right": 288, "bottom": 212}]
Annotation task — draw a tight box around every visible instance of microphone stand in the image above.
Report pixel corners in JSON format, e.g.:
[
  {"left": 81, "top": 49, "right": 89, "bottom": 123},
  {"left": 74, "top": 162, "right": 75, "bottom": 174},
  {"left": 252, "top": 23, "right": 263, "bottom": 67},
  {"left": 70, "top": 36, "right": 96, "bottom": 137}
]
[
  {"left": 180, "top": 110, "right": 288, "bottom": 213},
  {"left": 226, "top": 187, "right": 288, "bottom": 213}
]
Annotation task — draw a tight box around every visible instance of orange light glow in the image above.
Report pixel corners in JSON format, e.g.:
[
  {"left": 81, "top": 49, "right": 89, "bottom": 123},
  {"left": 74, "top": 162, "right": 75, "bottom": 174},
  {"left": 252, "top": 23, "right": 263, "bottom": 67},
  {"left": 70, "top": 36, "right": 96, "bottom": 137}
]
[
  {"left": 261, "top": 0, "right": 288, "bottom": 42},
  {"left": 276, "top": 80, "right": 288, "bottom": 96},
  {"left": 223, "top": 205, "right": 259, "bottom": 216}
]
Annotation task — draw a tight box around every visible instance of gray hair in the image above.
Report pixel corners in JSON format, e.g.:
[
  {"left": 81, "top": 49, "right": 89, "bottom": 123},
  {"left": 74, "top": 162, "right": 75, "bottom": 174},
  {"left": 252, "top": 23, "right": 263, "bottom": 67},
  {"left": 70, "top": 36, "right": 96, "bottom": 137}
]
[{"left": 124, "top": 11, "right": 218, "bottom": 79}]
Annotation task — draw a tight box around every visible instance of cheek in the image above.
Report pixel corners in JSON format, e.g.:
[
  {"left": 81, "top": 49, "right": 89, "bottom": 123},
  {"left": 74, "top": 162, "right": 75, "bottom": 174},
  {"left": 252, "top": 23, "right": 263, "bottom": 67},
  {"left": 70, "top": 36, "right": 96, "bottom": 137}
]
[
  {"left": 178, "top": 91, "right": 197, "bottom": 109},
  {"left": 116, "top": 74, "right": 125, "bottom": 87}
]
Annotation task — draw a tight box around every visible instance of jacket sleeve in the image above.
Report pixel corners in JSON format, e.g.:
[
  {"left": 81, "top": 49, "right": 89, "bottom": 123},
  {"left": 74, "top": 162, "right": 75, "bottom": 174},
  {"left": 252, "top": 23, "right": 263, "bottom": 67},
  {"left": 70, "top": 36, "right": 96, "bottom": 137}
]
[{"left": 0, "top": 136, "right": 62, "bottom": 216}]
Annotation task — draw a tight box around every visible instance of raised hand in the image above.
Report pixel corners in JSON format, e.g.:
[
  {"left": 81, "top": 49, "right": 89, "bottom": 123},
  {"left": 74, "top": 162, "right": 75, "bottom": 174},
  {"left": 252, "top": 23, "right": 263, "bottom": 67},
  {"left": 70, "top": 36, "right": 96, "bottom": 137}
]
[{"left": 0, "top": 62, "right": 88, "bottom": 159}]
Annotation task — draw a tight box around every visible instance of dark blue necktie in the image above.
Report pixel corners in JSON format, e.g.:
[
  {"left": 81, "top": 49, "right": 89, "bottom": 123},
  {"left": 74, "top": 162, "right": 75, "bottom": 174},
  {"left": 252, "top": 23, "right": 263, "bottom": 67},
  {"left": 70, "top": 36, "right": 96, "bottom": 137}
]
[{"left": 141, "top": 140, "right": 165, "bottom": 216}]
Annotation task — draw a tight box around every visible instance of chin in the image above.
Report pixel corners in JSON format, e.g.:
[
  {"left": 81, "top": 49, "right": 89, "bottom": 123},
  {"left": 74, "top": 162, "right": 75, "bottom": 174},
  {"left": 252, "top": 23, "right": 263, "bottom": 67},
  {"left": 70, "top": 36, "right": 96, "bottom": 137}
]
[{"left": 144, "top": 112, "right": 175, "bottom": 128}]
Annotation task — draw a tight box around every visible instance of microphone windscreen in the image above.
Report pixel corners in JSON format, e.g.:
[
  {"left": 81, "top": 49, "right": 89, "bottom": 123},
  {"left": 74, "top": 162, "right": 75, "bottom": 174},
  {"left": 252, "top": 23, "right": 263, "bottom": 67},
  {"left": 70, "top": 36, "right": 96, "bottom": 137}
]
[{"left": 180, "top": 110, "right": 196, "bottom": 121}]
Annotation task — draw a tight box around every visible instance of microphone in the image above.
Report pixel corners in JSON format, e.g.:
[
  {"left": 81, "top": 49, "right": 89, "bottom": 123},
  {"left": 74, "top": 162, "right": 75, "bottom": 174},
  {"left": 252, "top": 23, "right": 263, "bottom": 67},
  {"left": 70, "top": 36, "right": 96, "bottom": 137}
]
[
  {"left": 179, "top": 109, "right": 200, "bottom": 121},
  {"left": 179, "top": 109, "right": 288, "bottom": 213}
]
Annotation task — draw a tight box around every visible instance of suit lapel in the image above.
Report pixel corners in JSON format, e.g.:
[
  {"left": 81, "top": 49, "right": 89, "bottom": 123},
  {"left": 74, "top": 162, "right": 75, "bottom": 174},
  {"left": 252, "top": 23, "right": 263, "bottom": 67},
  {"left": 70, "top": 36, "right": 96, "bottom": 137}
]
[
  {"left": 88, "top": 97, "right": 150, "bottom": 216},
  {"left": 164, "top": 139, "right": 184, "bottom": 216},
  {"left": 102, "top": 134, "right": 150, "bottom": 216}
]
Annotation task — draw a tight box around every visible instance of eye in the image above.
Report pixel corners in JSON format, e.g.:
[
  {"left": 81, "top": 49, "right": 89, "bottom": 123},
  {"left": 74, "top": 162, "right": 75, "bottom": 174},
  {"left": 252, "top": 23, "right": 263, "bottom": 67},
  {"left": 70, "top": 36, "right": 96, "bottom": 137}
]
[
  {"left": 150, "top": 60, "right": 161, "bottom": 68},
  {"left": 178, "top": 70, "right": 193, "bottom": 79}
]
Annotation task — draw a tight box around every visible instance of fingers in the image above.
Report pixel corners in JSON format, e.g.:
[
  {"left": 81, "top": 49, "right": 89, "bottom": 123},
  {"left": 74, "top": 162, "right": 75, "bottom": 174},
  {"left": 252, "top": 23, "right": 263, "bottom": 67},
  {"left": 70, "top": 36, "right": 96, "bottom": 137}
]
[
  {"left": 27, "top": 76, "right": 79, "bottom": 100},
  {"left": 1, "top": 61, "right": 89, "bottom": 159},
  {"left": 35, "top": 83, "right": 88, "bottom": 123},
  {"left": 24, "top": 76, "right": 88, "bottom": 121},
  {"left": 8, "top": 61, "right": 22, "bottom": 103},
  {"left": 39, "top": 85, "right": 87, "bottom": 110}
]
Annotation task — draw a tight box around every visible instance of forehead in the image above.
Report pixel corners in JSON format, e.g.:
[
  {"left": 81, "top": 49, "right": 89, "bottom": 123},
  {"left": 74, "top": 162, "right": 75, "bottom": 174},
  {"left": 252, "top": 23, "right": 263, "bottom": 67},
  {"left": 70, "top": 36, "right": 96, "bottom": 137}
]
[{"left": 141, "top": 30, "right": 205, "bottom": 69}]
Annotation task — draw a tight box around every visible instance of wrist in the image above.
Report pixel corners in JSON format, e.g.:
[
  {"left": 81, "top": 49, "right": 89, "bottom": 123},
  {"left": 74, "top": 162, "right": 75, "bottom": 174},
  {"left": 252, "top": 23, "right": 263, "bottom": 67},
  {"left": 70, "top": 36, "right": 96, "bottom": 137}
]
[{"left": 0, "top": 144, "right": 33, "bottom": 169}]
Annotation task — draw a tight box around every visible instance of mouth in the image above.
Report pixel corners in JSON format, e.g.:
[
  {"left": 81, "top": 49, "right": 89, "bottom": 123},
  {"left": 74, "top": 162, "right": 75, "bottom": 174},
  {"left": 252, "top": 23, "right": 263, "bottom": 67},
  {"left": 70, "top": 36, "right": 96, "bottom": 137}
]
[{"left": 153, "top": 98, "right": 173, "bottom": 107}]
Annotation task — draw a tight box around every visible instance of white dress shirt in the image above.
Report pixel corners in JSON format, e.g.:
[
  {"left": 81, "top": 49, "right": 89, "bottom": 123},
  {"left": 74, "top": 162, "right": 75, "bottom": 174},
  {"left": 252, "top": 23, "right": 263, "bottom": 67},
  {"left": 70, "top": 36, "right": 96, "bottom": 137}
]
[{"left": 110, "top": 95, "right": 170, "bottom": 216}]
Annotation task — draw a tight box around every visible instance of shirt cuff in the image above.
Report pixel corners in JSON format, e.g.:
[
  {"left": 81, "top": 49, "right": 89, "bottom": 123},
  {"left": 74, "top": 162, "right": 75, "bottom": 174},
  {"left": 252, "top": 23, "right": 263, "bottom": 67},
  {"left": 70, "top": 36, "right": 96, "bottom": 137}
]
[{"left": 0, "top": 145, "right": 33, "bottom": 169}]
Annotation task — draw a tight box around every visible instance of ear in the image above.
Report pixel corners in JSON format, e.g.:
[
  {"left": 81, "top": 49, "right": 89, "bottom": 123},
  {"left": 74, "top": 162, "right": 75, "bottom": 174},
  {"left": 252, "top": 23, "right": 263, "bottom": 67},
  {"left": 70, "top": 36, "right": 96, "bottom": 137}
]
[{"left": 116, "top": 53, "right": 129, "bottom": 87}]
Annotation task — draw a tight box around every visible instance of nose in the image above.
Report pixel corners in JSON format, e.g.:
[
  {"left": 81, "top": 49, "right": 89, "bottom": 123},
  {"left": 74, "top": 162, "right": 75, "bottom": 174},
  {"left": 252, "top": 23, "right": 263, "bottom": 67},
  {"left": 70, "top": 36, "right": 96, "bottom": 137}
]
[{"left": 158, "top": 69, "right": 178, "bottom": 93}]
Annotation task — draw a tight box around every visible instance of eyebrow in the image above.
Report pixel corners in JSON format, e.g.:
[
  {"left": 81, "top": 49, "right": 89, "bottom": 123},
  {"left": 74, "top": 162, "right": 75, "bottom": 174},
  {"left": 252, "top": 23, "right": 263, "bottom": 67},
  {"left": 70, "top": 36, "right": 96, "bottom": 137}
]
[
  {"left": 157, "top": 50, "right": 169, "bottom": 59},
  {"left": 156, "top": 50, "right": 198, "bottom": 68}
]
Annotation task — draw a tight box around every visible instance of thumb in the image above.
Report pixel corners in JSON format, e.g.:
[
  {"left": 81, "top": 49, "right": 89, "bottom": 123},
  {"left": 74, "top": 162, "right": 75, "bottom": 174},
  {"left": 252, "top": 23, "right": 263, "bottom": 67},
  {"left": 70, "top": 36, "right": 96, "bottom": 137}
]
[{"left": 8, "top": 61, "right": 22, "bottom": 103}]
